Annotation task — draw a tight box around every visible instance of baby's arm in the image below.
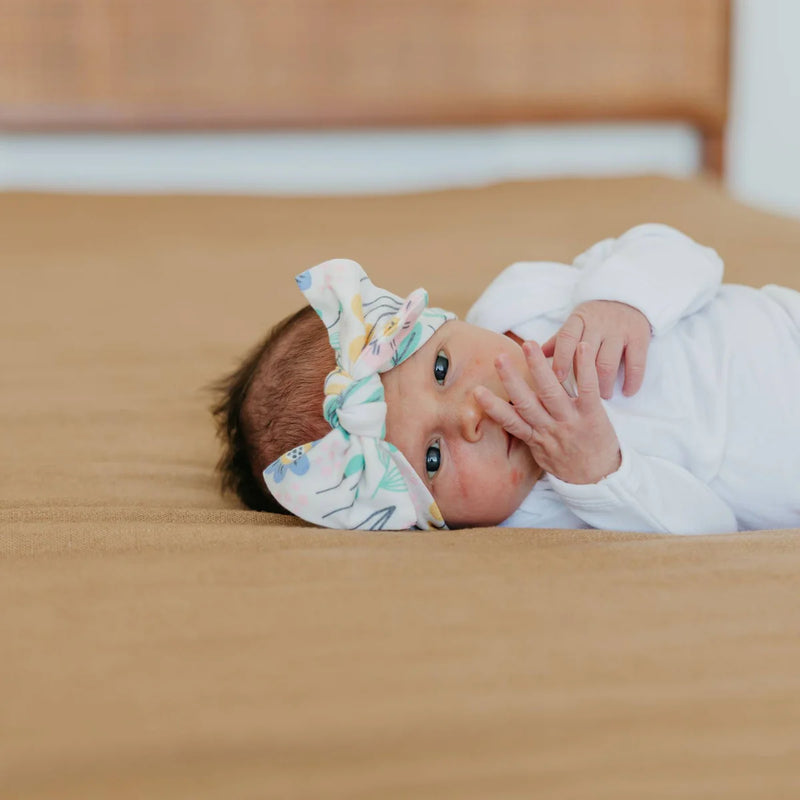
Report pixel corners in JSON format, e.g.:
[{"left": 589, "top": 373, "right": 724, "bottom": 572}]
[
  {"left": 570, "top": 223, "right": 724, "bottom": 333},
  {"left": 475, "top": 340, "right": 738, "bottom": 534},
  {"left": 544, "top": 224, "right": 725, "bottom": 397}
]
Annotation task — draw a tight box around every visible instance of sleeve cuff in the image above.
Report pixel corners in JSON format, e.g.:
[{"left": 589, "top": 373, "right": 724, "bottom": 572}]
[{"left": 546, "top": 444, "right": 636, "bottom": 511}]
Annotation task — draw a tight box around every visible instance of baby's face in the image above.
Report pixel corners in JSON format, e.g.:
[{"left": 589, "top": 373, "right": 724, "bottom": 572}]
[{"left": 382, "top": 320, "right": 542, "bottom": 528}]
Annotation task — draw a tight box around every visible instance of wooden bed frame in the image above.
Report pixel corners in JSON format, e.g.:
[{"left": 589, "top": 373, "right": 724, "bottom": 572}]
[{"left": 0, "top": 0, "right": 730, "bottom": 174}]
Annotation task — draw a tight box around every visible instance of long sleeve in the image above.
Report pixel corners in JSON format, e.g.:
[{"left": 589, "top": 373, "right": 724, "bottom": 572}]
[
  {"left": 571, "top": 223, "right": 723, "bottom": 335},
  {"left": 545, "top": 444, "right": 739, "bottom": 534},
  {"left": 466, "top": 223, "right": 724, "bottom": 338}
]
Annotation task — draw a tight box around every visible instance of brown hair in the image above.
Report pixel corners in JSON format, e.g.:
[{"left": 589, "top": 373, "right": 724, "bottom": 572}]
[{"left": 210, "top": 305, "right": 336, "bottom": 512}]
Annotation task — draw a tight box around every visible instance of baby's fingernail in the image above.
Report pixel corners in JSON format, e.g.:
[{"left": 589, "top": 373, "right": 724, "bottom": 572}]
[{"left": 555, "top": 369, "right": 565, "bottom": 381}]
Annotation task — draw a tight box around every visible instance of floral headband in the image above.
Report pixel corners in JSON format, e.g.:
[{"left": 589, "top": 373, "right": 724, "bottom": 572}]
[{"left": 263, "top": 259, "right": 455, "bottom": 530}]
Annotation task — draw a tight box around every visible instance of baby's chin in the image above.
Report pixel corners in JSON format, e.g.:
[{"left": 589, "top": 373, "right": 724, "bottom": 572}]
[
  {"left": 443, "top": 509, "right": 511, "bottom": 529},
  {"left": 440, "top": 494, "right": 526, "bottom": 529}
]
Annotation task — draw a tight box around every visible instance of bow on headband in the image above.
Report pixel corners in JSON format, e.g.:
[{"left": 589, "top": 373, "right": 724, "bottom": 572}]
[{"left": 263, "top": 259, "right": 455, "bottom": 530}]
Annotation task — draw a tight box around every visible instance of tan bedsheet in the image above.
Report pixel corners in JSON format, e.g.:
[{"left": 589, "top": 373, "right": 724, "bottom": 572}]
[{"left": 3, "top": 176, "right": 800, "bottom": 798}]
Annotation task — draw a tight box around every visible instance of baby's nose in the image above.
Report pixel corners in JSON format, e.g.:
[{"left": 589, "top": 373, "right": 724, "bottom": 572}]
[{"left": 455, "top": 391, "right": 484, "bottom": 443}]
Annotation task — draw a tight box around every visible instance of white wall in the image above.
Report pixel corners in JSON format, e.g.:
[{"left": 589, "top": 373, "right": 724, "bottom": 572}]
[
  {"left": 1, "top": 0, "right": 798, "bottom": 218},
  {"left": 0, "top": 124, "right": 701, "bottom": 195},
  {"left": 727, "top": 0, "right": 800, "bottom": 217}
]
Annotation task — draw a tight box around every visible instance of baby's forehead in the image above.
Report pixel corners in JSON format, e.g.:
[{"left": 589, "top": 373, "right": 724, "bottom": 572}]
[
  {"left": 397, "top": 317, "right": 459, "bottom": 361},
  {"left": 408, "top": 317, "right": 482, "bottom": 349},
  {"left": 387, "top": 318, "right": 492, "bottom": 376},
  {"left": 392, "top": 318, "right": 513, "bottom": 379}
]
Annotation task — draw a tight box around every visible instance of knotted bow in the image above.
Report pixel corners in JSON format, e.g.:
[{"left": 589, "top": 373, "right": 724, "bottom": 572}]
[{"left": 263, "top": 259, "right": 455, "bottom": 530}]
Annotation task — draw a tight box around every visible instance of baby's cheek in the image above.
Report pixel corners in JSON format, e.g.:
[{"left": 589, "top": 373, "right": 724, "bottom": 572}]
[{"left": 509, "top": 467, "right": 523, "bottom": 488}]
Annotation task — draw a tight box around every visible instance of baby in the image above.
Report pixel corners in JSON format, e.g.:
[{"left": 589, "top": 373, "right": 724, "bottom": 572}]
[{"left": 212, "top": 224, "right": 800, "bottom": 533}]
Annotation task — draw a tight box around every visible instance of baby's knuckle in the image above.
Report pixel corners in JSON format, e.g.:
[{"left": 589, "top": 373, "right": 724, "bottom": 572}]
[
  {"left": 557, "top": 327, "right": 579, "bottom": 344},
  {"left": 539, "top": 390, "right": 561, "bottom": 406},
  {"left": 596, "top": 359, "right": 617, "bottom": 374},
  {"left": 514, "top": 404, "right": 538, "bottom": 424}
]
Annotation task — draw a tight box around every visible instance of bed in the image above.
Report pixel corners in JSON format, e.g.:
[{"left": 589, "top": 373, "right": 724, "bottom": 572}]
[{"left": 4, "top": 2, "right": 800, "bottom": 798}]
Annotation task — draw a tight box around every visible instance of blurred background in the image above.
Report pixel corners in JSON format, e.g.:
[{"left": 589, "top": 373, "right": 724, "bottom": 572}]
[{"left": 1, "top": 0, "right": 798, "bottom": 217}]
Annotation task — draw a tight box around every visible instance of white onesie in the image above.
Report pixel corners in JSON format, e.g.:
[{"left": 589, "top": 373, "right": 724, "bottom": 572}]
[{"left": 466, "top": 224, "right": 800, "bottom": 533}]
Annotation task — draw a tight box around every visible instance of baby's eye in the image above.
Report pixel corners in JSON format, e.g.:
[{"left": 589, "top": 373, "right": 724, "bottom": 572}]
[
  {"left": 433, "top": 351, "right": 449, "bottom": 384},
  {"left": 425, "top": 440, "right": 442, "bottom": 479}
]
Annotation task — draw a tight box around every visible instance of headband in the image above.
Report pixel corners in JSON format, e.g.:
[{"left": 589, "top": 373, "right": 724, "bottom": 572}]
[{"left": 263, "top": 259, "right": 455, "bottom": 530}]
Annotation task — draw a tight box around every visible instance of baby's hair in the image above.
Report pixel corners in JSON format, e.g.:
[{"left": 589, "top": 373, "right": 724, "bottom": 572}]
[{"left": 210, "top": 304, "right": 336, "bottom": 512}]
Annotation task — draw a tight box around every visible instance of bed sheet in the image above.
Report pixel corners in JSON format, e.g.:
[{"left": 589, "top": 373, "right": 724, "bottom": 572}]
[{"left": 3, "top": 176, "right": 800, "bottom": 798}]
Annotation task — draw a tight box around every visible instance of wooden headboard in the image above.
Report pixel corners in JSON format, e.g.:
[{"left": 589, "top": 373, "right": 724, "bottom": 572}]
[{"left": 0, "top": 0, "right": 730, "bottom": 174}]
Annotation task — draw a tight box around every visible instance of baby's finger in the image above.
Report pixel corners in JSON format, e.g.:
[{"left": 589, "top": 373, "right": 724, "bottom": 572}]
[
  {"left": 595, "top": 337, "right": 624, "bottom": 399},
  {"left": 522, "top": 340, "right": 574, "bottom": 421},
  {"left": 473, "top": 386, "right": 535, "bottom": 443},
  {"left": 551, "top": 314, "right": 584, "bottom": 381},
  {"left": 622, "top": 336, "right": 649, "bottom": 396},
  {"left": 541, "top": 335, "right": 556, "bottom": 358},
  {"left": 494, "top": 353, "right": 552, "bottom": 428},
  {"left": 575, "top": 342, "right": 603, "bottom": 411}
]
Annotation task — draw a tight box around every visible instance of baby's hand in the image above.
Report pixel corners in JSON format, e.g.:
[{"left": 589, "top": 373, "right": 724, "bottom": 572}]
[
  {"left": 475, "top": 341, "right": 621, "bottom": 485},
  {"left": 542, "top": 300, "right": 651, "bottom": 398}
]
